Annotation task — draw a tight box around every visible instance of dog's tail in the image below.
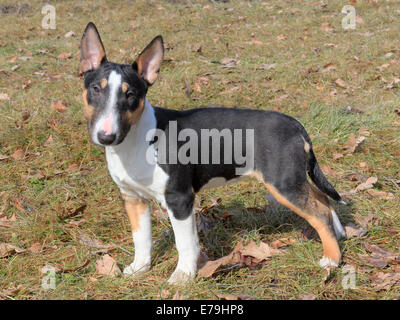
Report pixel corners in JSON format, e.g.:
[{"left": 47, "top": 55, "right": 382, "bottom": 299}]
[{"left": 306, "top": 146, "right": 345, "bottom": 203}]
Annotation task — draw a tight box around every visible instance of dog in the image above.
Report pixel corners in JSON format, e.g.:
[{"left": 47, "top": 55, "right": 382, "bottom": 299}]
[{"left": 79, "top": 22, "right": 346, "bottom": 284}]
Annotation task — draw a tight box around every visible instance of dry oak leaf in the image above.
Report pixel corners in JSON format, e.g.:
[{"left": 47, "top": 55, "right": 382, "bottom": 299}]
[
  {"left": 342, "top": 134, "right": 366, "bottom": 154},
  {"left": 369, "top": 272, "right": 400, "bottom": 291},
  {"left": 51, "top": 100, "right": 68, "bottom": 113},
  {"left": 57, "top": 52, "right": 72, "bottom": 60},
  {"left": 366, "top": 189, "right": 395, "bottom": 200},
  {"left": 11, "top": 149, "right": 24, "bottom": 160},
  {"left": 95, "top": 254, "right": 121, "bottom": 277},
  {"left": 361, "top": 244, "right": 400, "bottom": 268},
  {"left": 216, "top": 293, "right": 258, "bottom": 300},
  {"left": 197, "top": 241, "right": 281, "bottom": 278},
  {"left": 0, "top": 243, "right": 26, "bottom": 258},
  {"left": 353, "top": 176, "right": 378, "bottom": 193},
  {"left": 0, "top": 214, "right": 16, "bottom": 227},
  {"left": 334, "top": 78, "right": 348, "bottom": 88},
  {"left": 270, "top": 237, "right": 297, "bottom": 249},
  {"left": 345, "top": 223, "right": 367, "bottom": 238}
]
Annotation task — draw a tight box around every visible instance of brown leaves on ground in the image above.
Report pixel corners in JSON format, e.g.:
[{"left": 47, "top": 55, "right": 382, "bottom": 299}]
[
  {"left": 345, "top": 223, "right": 367, "bottom": 238},
  {"left": 78, "top": 232, "right": 113, "bottom": 254},
  {"left": 57, "top": 52, "right": 72, "bottom": 60},
  {"left": 351, "top": 176, "right": 377, "bottom": 193},
  {"left": 342, "top": 133, "right": 366, "bottom": 155},
  {"left": 369, "top": 272, "right": 400, "bottom": 291},
  {"left": 51, "top": 100, "right": 69, "bottom": 113},
  {"left": 359, "top": 244, "right": 400, "bottom": 268},
  {"left": 0, "top": 243, "right": 25, "bottom": 258},
  {"left": 216, "top": 293, "right": 258, "bottom": 300},
  {"left": 95, "top": 254, "right": 121, "bottom": 277},
  {"left": 197, "top": 240, "right": 284, "bottom": 278},
  {"left": 0, "top": 213, "right": 16, "bottom": 227}
]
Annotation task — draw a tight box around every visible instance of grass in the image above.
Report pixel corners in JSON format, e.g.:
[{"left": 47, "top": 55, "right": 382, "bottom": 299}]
[{"left": 0, "top": 0, "right": 399, "bottom": 299}]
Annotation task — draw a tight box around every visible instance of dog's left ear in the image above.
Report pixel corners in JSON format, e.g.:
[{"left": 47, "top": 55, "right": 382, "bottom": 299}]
[{"left": 133, "top": 35, "right": 164, "bottom": 85}]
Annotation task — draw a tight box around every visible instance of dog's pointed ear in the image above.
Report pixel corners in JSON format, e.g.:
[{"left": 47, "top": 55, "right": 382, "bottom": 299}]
[
  {"left": 133, "top": 35, "right": 164, "bottom": 85},
  {"left": 80, "top": 22, "right": 107, "bottom": 73}
]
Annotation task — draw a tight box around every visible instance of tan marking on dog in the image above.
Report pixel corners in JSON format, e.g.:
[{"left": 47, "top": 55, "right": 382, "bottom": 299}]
[
  {"left": 247, "top": 170, "right": 341, "bottom": 264},
  {"left": 100, "top": 78, "right": 108, "bottom": 89},
  {"left": 82, "top": 89, "right": 94, "bottom": 121},
  {"left": 122, "top": 194, "right": 148, "bottom": 233},
  {"left": 300, "top": 136, "right": 310, "bottom": 153},
  {"left": 124, "top": 98, "right": 145, "bottom": 126},
  {"left": 121, "top": 82, "right": 129, "bottom": 93}
]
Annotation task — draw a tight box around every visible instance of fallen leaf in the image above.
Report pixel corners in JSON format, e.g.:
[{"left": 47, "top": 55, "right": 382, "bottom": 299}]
[
  {"left": 353, "top": 176, "right": 378, "bottom": 192},
  {"left": 0, "top": 214, "right": 16, "bottom": 227},
  {"left": 220, "top": 58, "right": 240, "bottom": 68},
  {"left": 0, "top": 243, "right": 26, "bottom": 258},
  {"left": 241, "top": 241, "right": 280, "bottom": 261},
  {"left": 276, "top": 34, "right": 287, "bottom": 41},
  {"left": 11, "top": 149, "right": 24, "bottom": 160},
  {"left": 342, "top": 134, "right": 366, "bottom": 154},
  {"left": 321, "top": 62, "right": 336, "bottom": 73},
  {"left": 0, "top": 93, "right": 10, "bottom": 100},
  {"left": 320, "top": 164, "right": 337, "bottom": 176},
  {"left": 370, "top": 272, "right": 400, "bottom": 291},
  {"left": 2, "top": 284, "right": 24, "bottom": 297},
  {"left": 57, "top": 52, "right": 72, "bottom": 60},
  {"left": 216, "top": 293, "right": 257, "bottom": 300},
  {"left": 270, "top": 237, "right": 297, "bottom": 249},
  {"left": 355, "top": 214, "right": 377, "bottom": 228},
  {"left": 258, "top": 63, "right": 276, "bottom": 70},
  {"left": 78, "top": 232, "right": 112, "bottom": 253},
  {"left": 95, "top": 254, "right": 121, "bottom": 276},
  {"left": 197, "top": 241, "right": 281, "bottom": 278},
  {"left": 335, "top": 78, "right": 348, "bottom": 88},
  {"left": 64, "top": 31, "right": 76, "bottom": 38},
  {"left": 27, "top": 242, "right": 41, "bottom": 253},
  {"left": 366, "top": 189, "right": 395, "bottom": 200},
  {"left": 332, "top": 153, "right": 344, "bottom": 160},
  {"left": 345, "top": 223, "right": 367, "bottom": 238},
  {"left": 0, "top": 154, "right": 9, "bottom": 161},
  {"left": 51, "top": 100, "right": 68, "bottom": 113},
  {"left": 172, "top": 291, "right": 184, "bottom": 300},
  {"left": 299, "top": 293, "right": 316, "bottom": 300},
  {"left": 361, "top": 244, "right": 400, "bottom": 268},
  {"left": 343, "top": 172, "right": 364, "bottom": 181}
]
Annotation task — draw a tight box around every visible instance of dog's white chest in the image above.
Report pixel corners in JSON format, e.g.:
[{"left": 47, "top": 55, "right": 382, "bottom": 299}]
[
  {"left": 104, "top": 101, "right": 170, "bottom": 204},
  {"left": 106, "top": 148, "right": 168, "bottom": 203}
]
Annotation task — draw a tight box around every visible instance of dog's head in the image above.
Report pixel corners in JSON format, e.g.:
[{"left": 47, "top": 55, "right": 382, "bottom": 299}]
[{"left": 80, "top": 22, "right": 163, "bottom": 146}]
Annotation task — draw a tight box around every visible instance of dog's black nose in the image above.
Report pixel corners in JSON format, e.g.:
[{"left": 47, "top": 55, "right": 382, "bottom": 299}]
[{"left": 97, "top": 131, "right": 116, "bottom": 145}]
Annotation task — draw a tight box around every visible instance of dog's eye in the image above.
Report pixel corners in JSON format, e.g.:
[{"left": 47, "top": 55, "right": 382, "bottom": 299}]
[{"left": 92, "top": 85, "right": 101, "bottom": 94}]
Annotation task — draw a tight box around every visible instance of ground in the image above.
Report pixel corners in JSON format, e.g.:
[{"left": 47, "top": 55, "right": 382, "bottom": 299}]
[{"left": 0, "top": 0, "right": 399, "bottom": 300}]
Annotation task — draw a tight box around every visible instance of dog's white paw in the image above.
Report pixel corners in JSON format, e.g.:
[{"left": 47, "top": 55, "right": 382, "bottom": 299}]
[
  {"left": 123, "top": 262, "right": 150, "bottom": 276},
  {"left": 167, "top": 269, "right": 195, "bottom": 284},
  {"left": 319, "top": 256, "right": 339, "bottom": 269}
]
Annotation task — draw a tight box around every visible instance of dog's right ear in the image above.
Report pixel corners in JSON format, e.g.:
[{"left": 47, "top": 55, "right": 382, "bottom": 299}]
[{"left": 80, "top": 22, "right": 107, "bottom": 73}]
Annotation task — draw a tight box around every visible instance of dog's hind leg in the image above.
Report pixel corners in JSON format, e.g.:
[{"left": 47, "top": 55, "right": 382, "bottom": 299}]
[{"left": 261, "top": 178, "right": 342, "bottom": 268}]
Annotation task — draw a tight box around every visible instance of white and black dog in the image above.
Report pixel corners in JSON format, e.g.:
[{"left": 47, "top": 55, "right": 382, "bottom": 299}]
[{"left": 80, "top": 22, "right": 346, "bottom": 284}]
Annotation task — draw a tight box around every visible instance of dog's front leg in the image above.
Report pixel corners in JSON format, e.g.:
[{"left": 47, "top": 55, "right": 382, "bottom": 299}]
[
  {"left": 167, "top": 207, "right": 200, "bottom": 284},
  {"left": 121, "top": 194, "right": 152, "bottom": 276}
]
